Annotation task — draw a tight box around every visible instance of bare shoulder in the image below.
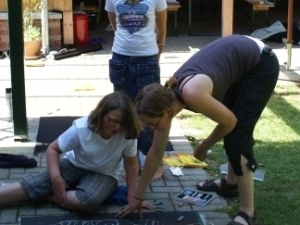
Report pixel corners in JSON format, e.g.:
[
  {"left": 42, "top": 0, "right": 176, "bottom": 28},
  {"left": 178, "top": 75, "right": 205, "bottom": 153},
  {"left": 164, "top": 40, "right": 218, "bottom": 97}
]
[{"left": 180, "top": 74, "right": 213, "bottom": 96}]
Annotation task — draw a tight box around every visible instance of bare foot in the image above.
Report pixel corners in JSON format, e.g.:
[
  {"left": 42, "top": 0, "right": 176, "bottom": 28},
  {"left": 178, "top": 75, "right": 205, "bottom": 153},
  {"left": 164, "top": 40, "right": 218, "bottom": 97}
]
[{"left": 152, "top": 164, "right": 164, "bottom": 182}]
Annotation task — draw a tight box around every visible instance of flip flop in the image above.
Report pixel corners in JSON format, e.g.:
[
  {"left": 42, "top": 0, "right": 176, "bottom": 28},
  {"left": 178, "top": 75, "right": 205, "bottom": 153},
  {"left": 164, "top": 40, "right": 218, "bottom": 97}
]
[{"left": 227, "top": 211, "right": 257, "bottom": 225}]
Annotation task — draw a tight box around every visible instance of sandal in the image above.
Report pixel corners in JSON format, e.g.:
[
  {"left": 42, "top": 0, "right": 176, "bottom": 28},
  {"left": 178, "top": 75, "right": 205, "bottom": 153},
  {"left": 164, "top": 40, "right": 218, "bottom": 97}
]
[
  {"left": 227, "top": 211, "right": 257, "bottom": 225},
  {"left": 196, "top": 178, "right": 239, "bottom": 197}
]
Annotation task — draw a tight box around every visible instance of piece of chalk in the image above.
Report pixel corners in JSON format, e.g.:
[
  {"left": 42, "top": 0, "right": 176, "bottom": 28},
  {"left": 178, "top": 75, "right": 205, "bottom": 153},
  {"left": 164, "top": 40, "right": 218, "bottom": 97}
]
[
  {"left": 177, "top": 215, "right": 184, "bottom": 221},
  {"left": 154, "top": 201, "right": 163, "bottom": 205},
  {"left": 178, "top": 203, "right": 184, "bottom": 207}
]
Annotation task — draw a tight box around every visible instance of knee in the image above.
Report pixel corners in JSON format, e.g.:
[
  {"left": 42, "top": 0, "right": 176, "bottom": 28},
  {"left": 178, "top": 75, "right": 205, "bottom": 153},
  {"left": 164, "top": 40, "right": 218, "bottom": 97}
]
[
  {"left": 76, "top": 190, "right": 108, "bottom": 213},
  {"left": 229, "top": 158, "right": 244, "bottom": 176},
  {"left": 229, "top": 154, "right": 258, "bottom": 176},
  {"left": 246, "top": 156, "right": 258, "bottom": 172}
]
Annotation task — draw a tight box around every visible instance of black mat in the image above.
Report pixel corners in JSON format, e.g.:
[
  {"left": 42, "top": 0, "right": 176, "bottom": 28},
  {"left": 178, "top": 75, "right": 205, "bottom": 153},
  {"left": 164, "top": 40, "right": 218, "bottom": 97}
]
[
  {"left": 34, "top": 116, "right": 79, "bottom": 155},
  {"left": 34, "top": 117, "right": 174, "bottom": 156},
  {"left": 53, "top": 44, "right": 103, "bottom": 60},
  {"left": 20, "top": 211, "right": 203, "bottom": 225}
]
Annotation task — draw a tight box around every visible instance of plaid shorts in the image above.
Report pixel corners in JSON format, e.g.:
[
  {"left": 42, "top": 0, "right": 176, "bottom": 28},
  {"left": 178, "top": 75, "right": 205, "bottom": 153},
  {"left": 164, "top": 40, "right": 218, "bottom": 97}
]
[{"left": 20, "top": 158, "right": 118, "bottom": 212}]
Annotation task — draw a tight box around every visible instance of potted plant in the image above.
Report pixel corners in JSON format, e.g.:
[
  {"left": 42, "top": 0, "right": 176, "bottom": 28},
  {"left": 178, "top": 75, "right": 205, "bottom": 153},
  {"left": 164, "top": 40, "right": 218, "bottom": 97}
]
[{"left": 23, "top": 0, "right": 42, "bottom": 59}]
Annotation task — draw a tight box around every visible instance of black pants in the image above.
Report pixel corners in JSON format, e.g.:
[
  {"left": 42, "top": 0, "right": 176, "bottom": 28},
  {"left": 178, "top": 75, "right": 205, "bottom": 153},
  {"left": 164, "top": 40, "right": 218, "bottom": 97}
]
[{"left": 222, "top": 46, "right": 279, "bottom": 176}]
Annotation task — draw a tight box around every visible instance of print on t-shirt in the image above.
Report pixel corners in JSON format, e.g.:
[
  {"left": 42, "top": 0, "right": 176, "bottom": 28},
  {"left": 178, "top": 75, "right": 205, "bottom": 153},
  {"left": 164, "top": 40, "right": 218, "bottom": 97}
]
[{"left": 117, "top": 0, "right": 148, "bottom": 34}]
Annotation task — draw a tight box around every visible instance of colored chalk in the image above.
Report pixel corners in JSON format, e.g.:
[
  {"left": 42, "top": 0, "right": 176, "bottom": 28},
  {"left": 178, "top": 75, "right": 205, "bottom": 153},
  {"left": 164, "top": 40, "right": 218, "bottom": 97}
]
[{"left": 177, "top": 215, "right": 184, "bottom": 221}]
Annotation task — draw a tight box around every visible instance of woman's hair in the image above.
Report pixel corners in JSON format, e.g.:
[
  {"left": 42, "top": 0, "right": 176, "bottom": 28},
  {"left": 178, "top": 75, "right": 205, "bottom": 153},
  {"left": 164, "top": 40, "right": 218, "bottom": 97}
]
[
  {"left": 165, "top": 76, "right": 178, "bottom": 89},
  {"left": 88, "top": 92, "right": 141, "bottom": 139},
  {"left": 134, "top": 83, "right": 176, "bottom": 118}
]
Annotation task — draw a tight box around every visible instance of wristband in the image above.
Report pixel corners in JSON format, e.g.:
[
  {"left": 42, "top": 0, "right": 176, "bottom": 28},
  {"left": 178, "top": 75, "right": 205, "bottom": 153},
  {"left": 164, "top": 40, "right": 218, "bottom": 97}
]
[
  {"left": 134, "top": 195, "right": 144, "bottom": 201},
  {"left": 51, "top": 175, "right": 60, "bottom": 183}
]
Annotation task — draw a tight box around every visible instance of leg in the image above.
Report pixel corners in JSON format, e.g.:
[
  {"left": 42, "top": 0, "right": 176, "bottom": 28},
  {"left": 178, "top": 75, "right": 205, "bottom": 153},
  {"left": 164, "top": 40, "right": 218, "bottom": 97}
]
[
  {"left": 0, "top": 182, "right": 30, "bottom": 206},
  {"left": 136, "top": 150, "right": 143, "bottom": 174},
  {"left": 226, "top": 48, "right": 279, "bottom": 225},
  {"left": 151, "top": 163, "right": 164, "bottom": 182},
  {"left": 226, "top": 161, "right": 237, "bottom": 184},
  {"left": 232, "top": 156, "right": 255, "bottom": 225},
  {"left": 46, "top": 190, "right": 85, "bottom": 211},
  {"left": 47, "top": 173, "right": 118, "bottom": 212},
  {"left": 75, "top": 172, "right": 118, "bottom": 212}
]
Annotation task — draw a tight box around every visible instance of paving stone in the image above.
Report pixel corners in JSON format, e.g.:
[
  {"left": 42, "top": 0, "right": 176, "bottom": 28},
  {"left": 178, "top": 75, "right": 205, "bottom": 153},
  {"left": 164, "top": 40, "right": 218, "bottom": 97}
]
[{"left": 0, "top": 209, "right": 18, "bottom": 223}]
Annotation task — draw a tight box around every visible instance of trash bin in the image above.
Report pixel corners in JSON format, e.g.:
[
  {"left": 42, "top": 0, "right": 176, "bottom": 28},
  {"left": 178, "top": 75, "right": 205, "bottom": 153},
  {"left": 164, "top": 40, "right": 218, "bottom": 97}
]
[
  {"left": 86, "top": 12, "right": 97, "bottom": 30},
  {"left": 73, "top": 12, "right": 89, "bottom": 48}
]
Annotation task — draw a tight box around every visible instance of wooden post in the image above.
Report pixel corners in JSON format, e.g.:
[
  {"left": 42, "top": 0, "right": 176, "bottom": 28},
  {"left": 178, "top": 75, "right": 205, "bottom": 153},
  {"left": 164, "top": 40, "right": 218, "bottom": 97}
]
[
  {"left": 48, "top": 0, "right": 54, "bottom": 10},
  {"left": 222, "top": 0, "right": 234, "bottom": 36},
  {"left": 53, "top": 0, "right": 74, "bottom": 45},
  {"left": 0, "top": 0, "right": 7, "bottom": 11},
  {"left": 63, "top": 11, "right": 74, "bottom": 45},
  {"left": 286, "top": 0, "right": 294, "bottom": 70}
]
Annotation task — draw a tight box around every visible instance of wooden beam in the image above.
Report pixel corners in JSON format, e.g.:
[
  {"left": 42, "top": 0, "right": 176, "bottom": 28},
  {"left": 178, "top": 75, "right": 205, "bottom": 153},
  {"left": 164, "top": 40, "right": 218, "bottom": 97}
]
[
  {"left": 63, "top": 11, "right": 74, "bottom": 45},
  {"left": 53, "top": 0, "right": 72, "bottom": 11},
  {"left": 64, "top": 0, "right": 72, "bottom": 11},
  {"left": 53, "top": 0, "right": 64, "bottom": 11},
  {"left": 48, "top": 0, "right": 54, "bottom": 10},
  {"left": 222, "top": 0, "right": 233, "bottom": 36},
  {"left": 0, "top": 0, "right": 7, "bottom": 11}
]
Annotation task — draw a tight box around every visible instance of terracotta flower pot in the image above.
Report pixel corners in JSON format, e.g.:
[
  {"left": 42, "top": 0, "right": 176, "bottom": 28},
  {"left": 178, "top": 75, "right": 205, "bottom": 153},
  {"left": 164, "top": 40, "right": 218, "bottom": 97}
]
[{"left": 24, "top": 39, "right": 41, "bottom": 60}]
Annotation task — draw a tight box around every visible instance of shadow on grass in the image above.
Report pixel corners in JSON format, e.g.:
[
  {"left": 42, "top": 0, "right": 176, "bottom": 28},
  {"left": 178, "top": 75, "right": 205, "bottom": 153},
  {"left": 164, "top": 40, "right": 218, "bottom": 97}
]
[
  {"left": 268, "top": 91, "right": 300, "bottom": 135},
  {"left": 253, "top": 140, "right": 300, "bottom": 225}
]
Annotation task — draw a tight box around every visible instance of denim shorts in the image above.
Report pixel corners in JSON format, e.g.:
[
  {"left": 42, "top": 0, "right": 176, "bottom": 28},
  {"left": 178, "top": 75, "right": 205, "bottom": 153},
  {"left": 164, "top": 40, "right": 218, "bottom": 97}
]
[
  {"left": 222, "top": 46, "right": 279, "bottom": 176},
  {"left": 20, "top": 158, "right": 118, "bottom": 212},
  {"left": 109, "top": 52, "right": 160, "bottom": 101}
]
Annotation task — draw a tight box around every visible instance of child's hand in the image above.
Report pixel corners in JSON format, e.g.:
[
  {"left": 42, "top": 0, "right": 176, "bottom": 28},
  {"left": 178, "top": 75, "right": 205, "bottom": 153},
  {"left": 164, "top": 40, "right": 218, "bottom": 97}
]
[{"left": 141, "top": 200, "right": 155, "bottom": 209}]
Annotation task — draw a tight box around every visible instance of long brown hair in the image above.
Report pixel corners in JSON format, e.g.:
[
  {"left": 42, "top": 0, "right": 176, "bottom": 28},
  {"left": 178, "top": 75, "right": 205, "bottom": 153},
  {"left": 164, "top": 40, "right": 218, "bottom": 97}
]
[
  {"left": 88, "top": 92, "right": 141, "bottom": 139},
  {"left": 134, "top": 83, "right": 176, "bottom": 118}
]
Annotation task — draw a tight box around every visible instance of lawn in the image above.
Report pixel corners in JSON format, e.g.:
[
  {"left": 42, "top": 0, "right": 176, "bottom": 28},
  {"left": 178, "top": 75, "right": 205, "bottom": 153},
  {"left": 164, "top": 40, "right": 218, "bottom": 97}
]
[{"left": 175, "top": 80, "right": 300, "bottom": 225}]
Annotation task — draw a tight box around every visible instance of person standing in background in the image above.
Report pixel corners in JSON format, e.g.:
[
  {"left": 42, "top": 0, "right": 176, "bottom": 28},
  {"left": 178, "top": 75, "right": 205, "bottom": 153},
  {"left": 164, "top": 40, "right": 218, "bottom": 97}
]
[{"left": 105, "top": 0, "right": 167, "bottom": 181}]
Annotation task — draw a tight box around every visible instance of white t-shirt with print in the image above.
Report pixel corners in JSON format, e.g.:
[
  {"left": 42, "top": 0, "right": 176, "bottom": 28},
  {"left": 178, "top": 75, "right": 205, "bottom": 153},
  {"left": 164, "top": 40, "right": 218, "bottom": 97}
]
[
  {"left": 58, "top": 116, "right": 137, "bottom": 180},
  {"left": 105, "top": 0, "right": 167, "bottom": 56}
]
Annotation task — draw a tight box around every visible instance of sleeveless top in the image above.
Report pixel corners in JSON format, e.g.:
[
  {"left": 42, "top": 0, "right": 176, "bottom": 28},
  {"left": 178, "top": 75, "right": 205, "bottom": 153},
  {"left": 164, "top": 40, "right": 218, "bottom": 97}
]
[{"left": 173, "top": 35, "right": 262, "bottom": 102}]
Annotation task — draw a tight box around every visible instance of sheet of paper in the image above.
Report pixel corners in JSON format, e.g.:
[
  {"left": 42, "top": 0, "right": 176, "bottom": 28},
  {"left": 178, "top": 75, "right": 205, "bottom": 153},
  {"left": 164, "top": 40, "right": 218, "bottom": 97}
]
[{"left": 170, "top": 167, "right": 184, "bottom": 176}]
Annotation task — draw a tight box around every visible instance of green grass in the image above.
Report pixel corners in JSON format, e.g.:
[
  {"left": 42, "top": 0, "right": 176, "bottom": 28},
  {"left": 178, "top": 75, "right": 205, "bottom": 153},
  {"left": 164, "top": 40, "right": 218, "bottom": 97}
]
[{"left": 175, "top": 81, "right": 300, "bottom": 225}]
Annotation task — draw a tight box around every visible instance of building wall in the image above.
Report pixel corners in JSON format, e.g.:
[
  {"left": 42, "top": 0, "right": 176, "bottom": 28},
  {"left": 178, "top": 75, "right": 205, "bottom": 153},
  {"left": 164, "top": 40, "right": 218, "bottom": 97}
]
[
  {"left": 0, "top": 0, "right": 73, "bottom": 47},
  {"left": 0, "top": 17, "right": 62, "bottom": 51}
]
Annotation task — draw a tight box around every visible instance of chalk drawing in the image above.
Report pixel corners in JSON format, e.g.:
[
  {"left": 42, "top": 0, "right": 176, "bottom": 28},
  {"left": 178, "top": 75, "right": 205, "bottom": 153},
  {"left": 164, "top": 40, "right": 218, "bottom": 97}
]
[{"left": 50, "top": 219, "right": 164, "bottom": 225}]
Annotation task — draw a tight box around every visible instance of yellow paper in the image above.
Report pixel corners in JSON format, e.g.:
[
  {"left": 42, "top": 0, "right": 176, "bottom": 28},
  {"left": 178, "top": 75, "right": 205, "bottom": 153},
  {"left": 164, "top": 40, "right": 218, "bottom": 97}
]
[
  {"left": 163, "top": 156, "right": 184, "bottom": 167},
  {"left": 163, "top": 154, "right": 208, "bottom": 168},
  {"left": 177, "top": 154, "right": 208, "bottom": 168}
]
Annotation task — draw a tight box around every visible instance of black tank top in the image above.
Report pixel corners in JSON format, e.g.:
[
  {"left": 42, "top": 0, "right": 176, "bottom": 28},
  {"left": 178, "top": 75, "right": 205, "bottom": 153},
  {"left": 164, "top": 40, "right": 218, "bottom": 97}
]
[{"left": 173, "top": 35, "right": 261, "bottom": 102}]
